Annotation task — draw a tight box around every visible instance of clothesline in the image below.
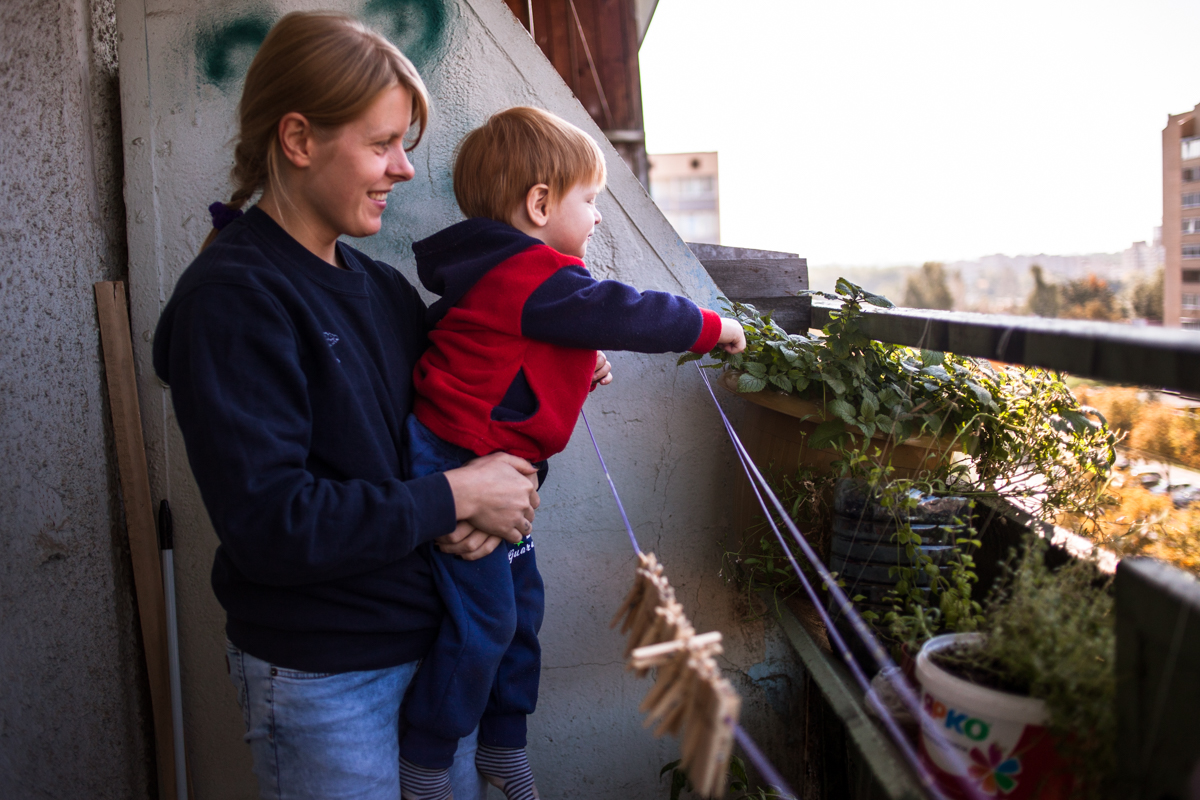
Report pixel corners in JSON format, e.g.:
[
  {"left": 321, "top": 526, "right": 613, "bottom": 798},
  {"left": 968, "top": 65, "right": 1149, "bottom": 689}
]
[
  {"left": 582, "top": 409, "right": 794, "bottom": 798},
  {"left": 578, "top": 363, "right": 994, "bottom": 800},
  {"left": 693, "top": 363, "right": 986, "bottom": 800}
]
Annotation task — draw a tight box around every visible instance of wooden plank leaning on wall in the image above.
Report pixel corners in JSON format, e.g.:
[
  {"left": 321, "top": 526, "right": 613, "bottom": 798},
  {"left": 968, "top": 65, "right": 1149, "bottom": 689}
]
[{"left": 94, "top": 281, "right": 178, "bottom": 800}]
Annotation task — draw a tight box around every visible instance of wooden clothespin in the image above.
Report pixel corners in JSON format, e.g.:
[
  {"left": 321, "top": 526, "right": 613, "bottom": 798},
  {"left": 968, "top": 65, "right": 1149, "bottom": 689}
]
[{"left": 614, "top": 553, "right": 742, "bottom": 798}]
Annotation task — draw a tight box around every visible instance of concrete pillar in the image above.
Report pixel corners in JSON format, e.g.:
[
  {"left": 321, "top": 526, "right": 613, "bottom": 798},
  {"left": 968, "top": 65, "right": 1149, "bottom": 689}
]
[{"left": 0, "top": 0, "right": 154, "bottom": 796}]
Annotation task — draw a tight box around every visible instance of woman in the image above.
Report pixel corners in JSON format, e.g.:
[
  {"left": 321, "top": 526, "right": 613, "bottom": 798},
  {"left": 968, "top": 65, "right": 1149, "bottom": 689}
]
[{"left": 152, "top": 12, "right": 606, "bottom": 799}]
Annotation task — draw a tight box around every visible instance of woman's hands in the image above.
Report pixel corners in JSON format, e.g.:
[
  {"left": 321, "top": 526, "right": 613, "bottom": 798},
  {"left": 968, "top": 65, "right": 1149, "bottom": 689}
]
[
  {"left": 440, "top": 351, "right": 612, "bottom": 558},
  {"left": 434, "top": 521, "right": 504, "bottom": 561},
  {"left": 443, "top": 452, "right": 540, "bottom": 542}
]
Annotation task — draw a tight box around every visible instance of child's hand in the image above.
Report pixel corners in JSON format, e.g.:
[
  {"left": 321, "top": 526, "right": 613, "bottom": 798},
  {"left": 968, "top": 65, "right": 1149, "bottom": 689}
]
[
  {"left": 591, "top": 350, "right": 613, "bottom": 389},
  {"left": 717, "top": 317, "right": 746, "bottom": 354}
]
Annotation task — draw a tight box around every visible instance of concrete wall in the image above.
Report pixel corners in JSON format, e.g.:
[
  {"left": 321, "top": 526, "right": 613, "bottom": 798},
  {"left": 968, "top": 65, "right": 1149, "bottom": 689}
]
[
  {"left": 115, "top": 0, "right": 801, "bottom": 796},
  {"left": 0, "top": 0, "right": 155, "bottom": 797}
]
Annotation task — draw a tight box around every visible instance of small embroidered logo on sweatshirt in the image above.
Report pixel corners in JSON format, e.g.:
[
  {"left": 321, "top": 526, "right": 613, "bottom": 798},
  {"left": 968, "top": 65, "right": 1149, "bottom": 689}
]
[
  {"left": 508, "top": 536, "right": 534, "bottom": 564},
  {"left": 323, "top": 332, "right": 341, "bottom": 363}
]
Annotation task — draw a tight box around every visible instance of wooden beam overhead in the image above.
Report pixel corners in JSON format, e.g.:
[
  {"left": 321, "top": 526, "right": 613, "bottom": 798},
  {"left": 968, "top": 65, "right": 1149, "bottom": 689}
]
[{"left": 502, "top": 0, "right": 648, "bottom": 184}]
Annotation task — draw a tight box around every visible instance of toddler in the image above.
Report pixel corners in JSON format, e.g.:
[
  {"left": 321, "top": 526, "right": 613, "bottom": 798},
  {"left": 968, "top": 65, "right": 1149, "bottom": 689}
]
[{"left": 399, "top": 106, "right": 745, "bottom": 800}]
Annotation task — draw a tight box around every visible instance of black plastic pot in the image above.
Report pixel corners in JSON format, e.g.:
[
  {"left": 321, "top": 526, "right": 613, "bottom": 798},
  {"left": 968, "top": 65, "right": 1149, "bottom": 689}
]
[{"left": 826, "top": 479, "right": 972, "bottom": 668}]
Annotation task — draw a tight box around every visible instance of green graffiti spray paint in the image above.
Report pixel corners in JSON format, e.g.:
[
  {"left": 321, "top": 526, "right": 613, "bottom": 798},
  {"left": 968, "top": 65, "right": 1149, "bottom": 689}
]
[
  {"left": 195, "top": 11, "right": 275, "bottom": 89},
  {"left": 361, "top": 0, "right": 447, "bottom": 69}
]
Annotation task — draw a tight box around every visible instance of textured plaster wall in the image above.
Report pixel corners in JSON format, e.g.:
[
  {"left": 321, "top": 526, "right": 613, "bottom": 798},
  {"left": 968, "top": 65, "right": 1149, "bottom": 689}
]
[
  {"left": 115, "top": 0, "right": 801, "bottom": 796},
  {"left": 0, "top": 0, "right": 154, "bottom": 797}
]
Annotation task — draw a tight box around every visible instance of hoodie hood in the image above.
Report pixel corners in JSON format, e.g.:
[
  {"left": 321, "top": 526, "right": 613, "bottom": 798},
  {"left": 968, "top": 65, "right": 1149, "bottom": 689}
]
[{"left": 413, "top": 218, "right": 543, "bottom": 326}]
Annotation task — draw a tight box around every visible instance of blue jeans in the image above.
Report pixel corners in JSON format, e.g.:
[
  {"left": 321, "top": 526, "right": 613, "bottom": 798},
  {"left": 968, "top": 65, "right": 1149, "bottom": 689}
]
[{"left": 226, "top": 640, "right": 489, "bottom": 800}]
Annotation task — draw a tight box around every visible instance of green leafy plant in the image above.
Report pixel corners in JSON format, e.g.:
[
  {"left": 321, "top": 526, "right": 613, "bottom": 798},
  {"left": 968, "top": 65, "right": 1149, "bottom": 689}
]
[
  {"left": 694, "top": 279, "right": 1117, "bottom": 649},
  {"left": 826, "top": 463, "right": 987, "bottom": 644},
  {"left": 692, "top": 278, "right": 1116, "bottom": 529},
  {"left": 930, "top": 535, "right": 1116, "bottom": 797},
  {"left": 660, "top": 755, "right": 790, "bottom": 800},
  {"left": 692, "top": 279, "right": 1120, "bottom": 795},
  {"left": 882, "top": 516, "right": 984, "bottom": 645}
]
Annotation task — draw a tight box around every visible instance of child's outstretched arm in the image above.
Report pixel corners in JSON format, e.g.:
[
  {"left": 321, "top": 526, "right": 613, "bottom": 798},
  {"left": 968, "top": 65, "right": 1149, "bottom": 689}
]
[{"left": 521, "top": 262, "right": 742, "bottom": 358}]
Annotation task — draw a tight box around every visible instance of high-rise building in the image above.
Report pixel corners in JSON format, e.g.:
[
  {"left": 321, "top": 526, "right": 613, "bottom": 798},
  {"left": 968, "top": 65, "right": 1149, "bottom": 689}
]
[
  {"left": 1163, "top": 101, "right": 1200, "bottom": 328},
  {"left": 648, "top": 151, "right": 721, "bottom": 244}
]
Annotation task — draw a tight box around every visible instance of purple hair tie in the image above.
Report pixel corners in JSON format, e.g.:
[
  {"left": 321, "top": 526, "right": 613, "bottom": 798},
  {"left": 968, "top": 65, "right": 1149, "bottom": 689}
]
[{"left": 209, "top": 202, "right": 244, "bottom": 230}]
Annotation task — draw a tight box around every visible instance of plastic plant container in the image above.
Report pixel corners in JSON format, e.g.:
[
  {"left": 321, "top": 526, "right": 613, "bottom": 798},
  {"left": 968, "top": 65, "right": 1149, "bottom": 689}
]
[{"left": 916, "top": 634, "right": 1075, "bottom": 799}]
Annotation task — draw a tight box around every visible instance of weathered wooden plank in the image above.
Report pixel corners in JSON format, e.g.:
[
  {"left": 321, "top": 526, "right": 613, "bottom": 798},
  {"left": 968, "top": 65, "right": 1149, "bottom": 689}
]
[
  {"left": 95, "top": 281, "right": 178, "bottom": 800},
  {"left": 688, "top": 243, "right": 798, "bottom": 262},
  {"left": 690, "top": 242, "right": 812, "bottom": 329},
  {"left": 699, "top": 259, "right": 809, "bottom": 298},
  {"left": 774, "top": 600, "right": 927, "bottom": 800},
  {"left": 1115, "top": 558, "right": 1200, "bottom": 800}
]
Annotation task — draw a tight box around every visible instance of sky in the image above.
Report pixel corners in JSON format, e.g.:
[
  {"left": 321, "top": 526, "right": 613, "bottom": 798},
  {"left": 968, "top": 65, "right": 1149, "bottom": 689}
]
[{"left": 638, "top": 0, "right": 1199, "bottom": 267}]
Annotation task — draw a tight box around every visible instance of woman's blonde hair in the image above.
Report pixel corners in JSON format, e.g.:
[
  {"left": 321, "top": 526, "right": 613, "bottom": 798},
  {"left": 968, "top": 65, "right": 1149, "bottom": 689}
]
[
  {"left": 453, "top": 106, "right": 606, "bottom": 223},
  {"left": 203, "top": 11, "right": 430, "bottom": 248}
]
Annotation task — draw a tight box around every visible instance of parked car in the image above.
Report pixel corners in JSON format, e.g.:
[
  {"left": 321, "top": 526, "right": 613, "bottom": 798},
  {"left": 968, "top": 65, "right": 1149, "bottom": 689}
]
[
  {"left": 1169, "top": 484, "right": 1200, "bottom": 509},
  {"left": 1133, "top": 470, "right": 1165, "bottom": 492}
]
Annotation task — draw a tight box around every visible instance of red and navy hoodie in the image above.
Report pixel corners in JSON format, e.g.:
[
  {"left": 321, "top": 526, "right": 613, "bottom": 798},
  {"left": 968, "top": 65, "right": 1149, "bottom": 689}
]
[{"left": 412, "top": 218, "right": 722, "bottom": 462}]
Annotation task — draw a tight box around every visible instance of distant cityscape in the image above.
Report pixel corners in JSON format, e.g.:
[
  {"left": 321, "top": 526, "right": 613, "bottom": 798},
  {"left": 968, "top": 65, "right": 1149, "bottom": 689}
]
[
  {"left": 809, "top": 234, "right": 1164, "bottom": 320},
  {"left": 652, "top": 111, "right": 1196, "bottom": 326},
  {"left": 649, "top": 147, "right": 1168, "bottom": 322}
]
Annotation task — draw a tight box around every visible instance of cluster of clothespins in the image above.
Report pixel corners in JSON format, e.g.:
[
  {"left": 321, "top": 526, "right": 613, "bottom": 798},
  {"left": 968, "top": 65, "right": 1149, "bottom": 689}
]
[{"left": 611, "top": 552, "right": 742, "bottom": 798}]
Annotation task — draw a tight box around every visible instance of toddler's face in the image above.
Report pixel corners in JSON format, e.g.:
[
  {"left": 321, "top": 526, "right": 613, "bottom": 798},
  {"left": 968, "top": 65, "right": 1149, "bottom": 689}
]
[{"left": 539, "top": 180, "right": 603, "bottom": 259}]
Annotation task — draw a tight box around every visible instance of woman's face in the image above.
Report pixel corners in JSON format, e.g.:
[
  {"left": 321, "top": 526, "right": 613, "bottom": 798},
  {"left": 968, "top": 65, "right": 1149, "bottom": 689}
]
[{"left": 302, "top": 84, "right": 416, "bottom": 243}]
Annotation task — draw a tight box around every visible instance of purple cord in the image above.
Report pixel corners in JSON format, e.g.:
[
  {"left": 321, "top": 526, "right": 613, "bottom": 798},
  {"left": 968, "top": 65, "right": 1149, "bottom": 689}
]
[
  {"left": 581, "top": 409, "right": 797, "bottom": 798},
  {"left": 581, "top": 410, "right": 642, "bottom": 556},
  {"left": 696, "top": 363, "right": 990, "bottom": 800},
  {"left": 732, "top": 726, "right": 795, "bottom": 798}
]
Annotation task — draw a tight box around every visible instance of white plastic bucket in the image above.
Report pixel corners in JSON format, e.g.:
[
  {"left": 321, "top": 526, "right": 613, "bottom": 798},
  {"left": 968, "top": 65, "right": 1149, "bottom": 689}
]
[{"left": 916, "top": 634, "right": 1072, "bottom": 799}]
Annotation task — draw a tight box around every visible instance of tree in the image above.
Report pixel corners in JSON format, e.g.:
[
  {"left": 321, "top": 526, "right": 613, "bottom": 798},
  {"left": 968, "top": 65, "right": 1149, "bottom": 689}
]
[
  {"left": 903, "top": 261, "right": 954, "bottom": 310},
  {"left": 1060, "top": 274, "right": 1119, "bottom": 321},
  {"left": 1025, "top": 264, "right": 1059, "bottom": 317},
  {"left": 1131, "top": 268, "right": 1164, "bottom": 322}
]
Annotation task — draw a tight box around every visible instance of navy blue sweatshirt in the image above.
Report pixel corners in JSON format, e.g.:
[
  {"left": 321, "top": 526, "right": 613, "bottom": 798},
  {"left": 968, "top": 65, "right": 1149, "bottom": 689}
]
[{"left": 153, "top": 207, "right": 457, "bottom": 672}]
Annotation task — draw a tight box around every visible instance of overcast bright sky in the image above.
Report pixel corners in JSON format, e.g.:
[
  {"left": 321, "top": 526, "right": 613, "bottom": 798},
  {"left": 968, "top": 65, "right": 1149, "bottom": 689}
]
[{"left": 639, "top": 0, "right": 1199, "bottom": 266}]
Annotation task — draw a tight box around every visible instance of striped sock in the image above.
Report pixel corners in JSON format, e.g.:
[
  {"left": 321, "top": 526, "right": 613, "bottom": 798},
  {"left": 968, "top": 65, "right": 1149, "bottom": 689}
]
[
  {"left": 399, "top": 758, "right": 452, "bottom": 800},
  {"left": 475, "top": 746, "right": 538, "bottom": 800}
]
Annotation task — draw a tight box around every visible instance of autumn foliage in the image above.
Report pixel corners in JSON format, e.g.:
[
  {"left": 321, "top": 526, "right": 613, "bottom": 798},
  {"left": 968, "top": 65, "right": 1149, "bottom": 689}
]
[{"left": 1067, "top": 385, "right": 1200, "bottom": 574}]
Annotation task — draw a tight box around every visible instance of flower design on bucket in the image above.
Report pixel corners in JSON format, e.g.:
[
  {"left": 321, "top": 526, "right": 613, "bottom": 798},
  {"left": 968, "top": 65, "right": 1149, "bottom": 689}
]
[{"left": 968, "top": 743, "right": 1021, "bottom": 795}]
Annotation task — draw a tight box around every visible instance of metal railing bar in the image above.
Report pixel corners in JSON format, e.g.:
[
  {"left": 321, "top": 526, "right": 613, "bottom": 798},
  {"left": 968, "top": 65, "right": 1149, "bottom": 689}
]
[{"left": 800, "top": 298, "right": 1200, "bottom": 394}]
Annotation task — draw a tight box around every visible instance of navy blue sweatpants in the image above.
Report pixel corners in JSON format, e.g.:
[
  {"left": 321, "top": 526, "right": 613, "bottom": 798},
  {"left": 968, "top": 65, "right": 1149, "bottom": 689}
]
[{"left": 399, "top": 415, "right": 545, "bottom": 769}]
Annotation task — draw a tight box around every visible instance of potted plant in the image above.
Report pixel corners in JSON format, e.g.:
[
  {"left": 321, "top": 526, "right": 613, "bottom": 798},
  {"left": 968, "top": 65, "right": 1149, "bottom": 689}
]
[
  {"left": 701, "top": 280, "right": 1121, "bottom": 798},
  {"left": 915, "top": 536, "right": 1116, "bottom": 799},
  {"left": 831, "top": 476, "right": 982, "bottom": 670},
  {"left": 689, "top": 280, "right": 977, "bottom": 481},
  {"left": 698, "top": 279, "right": 1116, "bottom": 647},
  {"left": 693, "top": 278, "right": 1114, "bottom": 482}
]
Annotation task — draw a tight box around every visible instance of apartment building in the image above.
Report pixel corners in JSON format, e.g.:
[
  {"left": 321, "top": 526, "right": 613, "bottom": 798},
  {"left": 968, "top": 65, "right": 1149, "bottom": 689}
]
[
  {"left": 1164, "top": 102, "right": 1200, "bottom": 328},
  {"left": 648, "top": 151, "right": 721, "bottom": 244}
]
